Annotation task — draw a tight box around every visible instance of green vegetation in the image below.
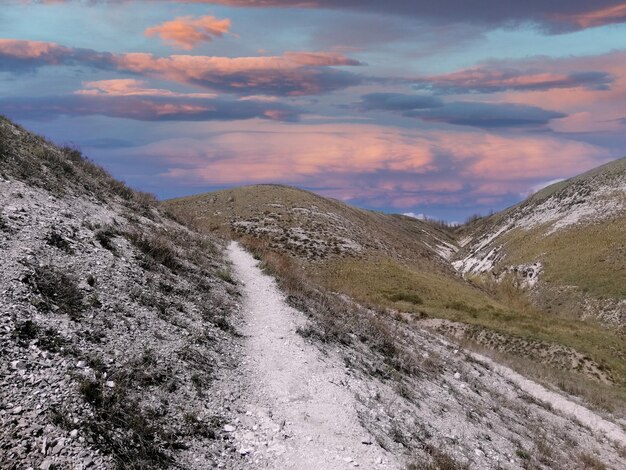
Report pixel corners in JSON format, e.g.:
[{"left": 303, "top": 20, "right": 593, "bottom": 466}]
[
  {"left": 320, "top": 258, "right": 626, "bottom": 389},
  {"left": 498, "top": 216, "right": 626, "bottom": 298}
]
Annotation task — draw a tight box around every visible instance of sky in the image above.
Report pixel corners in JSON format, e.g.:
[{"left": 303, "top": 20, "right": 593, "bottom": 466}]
[{"left": 2, "top": 1, "right": 626, "bottom": 222}]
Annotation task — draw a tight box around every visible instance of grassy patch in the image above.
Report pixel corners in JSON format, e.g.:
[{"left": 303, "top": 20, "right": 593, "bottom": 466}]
[
  {"left": 497, "top": 216, "right": 626, "bottom": 298},
  {"left": 126, "top": 231, "right": 181, "bottom": 272},
  {"left": 319, "top": 258, "right": 626, "bottom": 389}
]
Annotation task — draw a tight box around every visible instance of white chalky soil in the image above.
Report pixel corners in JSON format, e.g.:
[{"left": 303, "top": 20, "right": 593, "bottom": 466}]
[{"left": 226, "top": 242, "right": 399, "bottom": 469}]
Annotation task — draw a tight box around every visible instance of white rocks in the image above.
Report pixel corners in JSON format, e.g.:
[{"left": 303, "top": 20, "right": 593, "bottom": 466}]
[
  {"left": 223, "top": 424, "right": 236, "bottom": 433},
  {"left": 104, "top": 381, "right": 115, "bottom": 388}
]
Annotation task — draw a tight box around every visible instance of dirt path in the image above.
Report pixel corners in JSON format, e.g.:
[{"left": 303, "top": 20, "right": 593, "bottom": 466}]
[{"left": 226, "top": 242, "right": 399, "bottom": 469}]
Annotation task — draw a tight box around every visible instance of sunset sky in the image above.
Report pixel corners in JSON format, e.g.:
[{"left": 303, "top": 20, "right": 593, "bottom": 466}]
[{"left": 2, "top": 1, "right": 626, "bottom": 221}]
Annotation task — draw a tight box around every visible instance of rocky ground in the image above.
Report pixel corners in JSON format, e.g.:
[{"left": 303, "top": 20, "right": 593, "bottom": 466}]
[
  {"left": 0, "top": 118, "right": 247, "bottom": 469},
  {"left": 223, "top": 243, "right": 626, "bottom": 469}
]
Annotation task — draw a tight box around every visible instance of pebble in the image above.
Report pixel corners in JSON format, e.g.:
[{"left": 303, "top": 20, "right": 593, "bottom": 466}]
[{"left": 224, "top": 425, "right": 236, "bottom": 433}]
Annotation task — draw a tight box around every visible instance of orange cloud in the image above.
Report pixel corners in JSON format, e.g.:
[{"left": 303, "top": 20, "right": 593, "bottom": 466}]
[
  {"left": 555, "top": 3, "right": 626, "bottom": 29},
  {"left": 145, "top": 15, "right": 231, "bottom": 50}
]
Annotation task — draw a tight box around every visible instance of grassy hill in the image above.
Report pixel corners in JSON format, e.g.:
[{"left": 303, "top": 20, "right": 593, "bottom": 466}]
[
  {"left": 454, "top": 157, "right": 626, "bottom": 328},
  {"left": 164, "top": 177, "right": 626, "bottom": 411},
  {"left": 164, "top": 184, "right": 501, "bottom": 318}
]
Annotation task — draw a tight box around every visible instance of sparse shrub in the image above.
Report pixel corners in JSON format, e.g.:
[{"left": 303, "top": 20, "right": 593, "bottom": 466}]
[
  {"left": 387, "top": 291, "right": 423, "bottom": 305},
  {"left": 78, "top": 368, "right": 175, "bottom": 469},
  {"left": 0, "top": 214, "right": 11, "bottom": 233},
  {"left": 577, "top": 452, "right": 607, "bottom": 470},
  {"left": 216, "top": 269, "right": 235, "bottom": 284},
  {"left": 25, "top": 265, "right": 84, "bottom": 319},
  {"left": 126, "top": 230, "right": 181, "bottom": 272},
  {"left": 95, "top": 227, "right": 118, "bottom": 254},
  {"left": 12, "top": 320, "right": 69, "bottom": 353},
  {"left": 409, "top": 445, "right": 470, "bottom": 470},
  {"left": 45, "top": 230, "right": 74, "bottom": 253}
]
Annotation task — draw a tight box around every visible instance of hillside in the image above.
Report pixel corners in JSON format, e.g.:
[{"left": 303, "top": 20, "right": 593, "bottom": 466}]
[
  {"left": 0, "top": 117, "right": 244, "bottom": 469},
  {"left": 454, "top": 157, "right": 626, "bottom": 329},
  {"left": 165, "top": 185, "right": 507, "bottom": 315},
  {"left": 166, "top": 184, "right": 459, "bottom": 265},
  {"left": 166, "top": 169, "right": 626, "bottom": 417}
]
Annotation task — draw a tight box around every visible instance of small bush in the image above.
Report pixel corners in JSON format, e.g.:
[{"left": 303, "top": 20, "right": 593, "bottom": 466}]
[
  {"left": 46, "top": 230, "right": 74, "bottom": 253},
  {"left": 216, "top": 269, "right": 235, "bottom": 284},
  {"left": 409, "top": 446, "right": 470, "bottom": 470},
  {"left": 25, "top": 266, "right": 84, "bottom": 319},
  {"left": 126, "top": 231, "right": 181, "bottom": 272},
  {"left": 0, "top": 214, "right": 11, "bottom": 233},
  {"left": 387, "top": 291, "right": 423, "bottom": 305},
  {"left": 95, "top": 227, "right": 118, "bottom": 254},
  {"left": 12, "top": 320, "right": 69, "bottom": 352},
  {"left": 577, "top": 452, "right": 607, "bottom": 470}
]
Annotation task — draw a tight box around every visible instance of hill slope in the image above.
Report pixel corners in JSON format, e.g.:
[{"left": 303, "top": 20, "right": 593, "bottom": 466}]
[
  {"left": 164, "top": 185, "right": 506, "bottom": 324},
  {"left": 166, "top": 166, "right": 626, "bottom": 413},
  {"left": 454, "top": 157, "right": 626, "bottom": 329},
  {"left": 166, "top": 184, "right": 459, "bottom": 264},
  {"left": 0, "top": 117, "right": 243, "bottom": 469}
]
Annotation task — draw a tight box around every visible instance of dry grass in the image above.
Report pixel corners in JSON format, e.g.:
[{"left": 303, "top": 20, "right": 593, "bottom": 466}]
[
  {"left": 496, "top": 217, "right": 626, "bottom": 299},
  {"left": 454, "top": 337, "right": 626, "bottom": 420},
  {"left": 25, "top": 265, "right": 85, "bottom": 320},
  {"left": 0, "top": 116, "right": 157, "bottom": 211}
]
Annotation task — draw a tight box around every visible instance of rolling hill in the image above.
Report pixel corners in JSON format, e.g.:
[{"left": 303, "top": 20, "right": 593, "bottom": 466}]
[{"left": 165, "top": 163, "right": 626, "bottom": 412}]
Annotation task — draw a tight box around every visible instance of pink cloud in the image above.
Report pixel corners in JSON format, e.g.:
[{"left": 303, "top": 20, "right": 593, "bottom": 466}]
[
  {"left": 414, "top": 66, "right": 612, "bottom": 94},
  {"left": 554, "top": 3, "right": 626, "bottom": 29},
  {"left": 145, "top": 15, "right": 231, "bottom": 50},
  {"left": 104, "top": 120, "right": 608, "bottom": 210},
  {"left": 75, "top": 78, "right": 217, "bottom": 98},
  {"left": 0, "top": 38, "right": 72, "bottom": 63},
  {"left": 0, "top": 39, "right": 363, "bottom": 95}
]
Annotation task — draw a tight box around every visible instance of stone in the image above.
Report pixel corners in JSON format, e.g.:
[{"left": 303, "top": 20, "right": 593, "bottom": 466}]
[
  {"left": 39, "top": 459, "right": 52, "bottom": 470},
  {"left": 223, "top": 425, "right": 236, "bottom": 433}
]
